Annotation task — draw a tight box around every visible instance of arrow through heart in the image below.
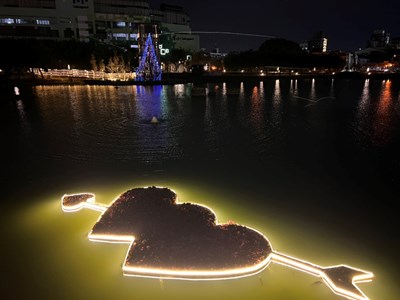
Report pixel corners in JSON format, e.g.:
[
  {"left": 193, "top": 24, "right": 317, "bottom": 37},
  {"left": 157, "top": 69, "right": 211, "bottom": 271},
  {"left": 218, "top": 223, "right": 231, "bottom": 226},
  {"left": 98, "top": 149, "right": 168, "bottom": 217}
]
[{"left": 62, "top": 186, "right": 373, "bottom": 300}]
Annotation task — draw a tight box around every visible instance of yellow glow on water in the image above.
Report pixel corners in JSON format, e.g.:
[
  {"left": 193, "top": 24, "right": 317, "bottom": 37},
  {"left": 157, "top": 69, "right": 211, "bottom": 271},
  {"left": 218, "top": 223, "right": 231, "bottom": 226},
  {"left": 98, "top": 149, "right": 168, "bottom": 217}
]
[{"left": 3, "top": 180, "right": 398, "bottom": 300}]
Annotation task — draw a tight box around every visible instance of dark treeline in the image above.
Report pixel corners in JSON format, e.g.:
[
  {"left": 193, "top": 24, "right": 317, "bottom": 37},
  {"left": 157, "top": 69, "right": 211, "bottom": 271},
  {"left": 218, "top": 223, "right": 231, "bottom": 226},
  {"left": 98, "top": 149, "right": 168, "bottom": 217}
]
[
  {"left": 224, "top": 38, "right": 345, "bottom": 70},
  {"left": 0, "top": 38, "right": 347, "bottom": 74},
  {"left": 0, "top": 39, "right": 138, "bottom": 72}
]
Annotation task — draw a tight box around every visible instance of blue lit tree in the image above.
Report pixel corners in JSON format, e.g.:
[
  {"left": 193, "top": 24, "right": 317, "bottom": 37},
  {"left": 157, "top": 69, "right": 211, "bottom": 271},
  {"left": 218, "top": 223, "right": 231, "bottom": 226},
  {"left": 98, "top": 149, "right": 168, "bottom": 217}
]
[{"left": 136, "top": 34, "right": 162, "bottom": 81}]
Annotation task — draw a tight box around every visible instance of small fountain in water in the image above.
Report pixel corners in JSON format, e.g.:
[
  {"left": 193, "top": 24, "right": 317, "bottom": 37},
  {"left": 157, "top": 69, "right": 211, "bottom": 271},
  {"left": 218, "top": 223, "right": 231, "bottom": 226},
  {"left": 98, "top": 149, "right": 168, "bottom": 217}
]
[{"left": 151, "top": 116, "right": 159, "bottom": 124}]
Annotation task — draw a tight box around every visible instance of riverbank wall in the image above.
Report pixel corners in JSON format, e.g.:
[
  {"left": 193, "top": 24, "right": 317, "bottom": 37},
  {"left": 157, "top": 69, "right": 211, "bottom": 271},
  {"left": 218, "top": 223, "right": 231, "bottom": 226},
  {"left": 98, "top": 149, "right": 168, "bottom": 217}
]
[{"left": 1, "top": 71, "right": 399, "bottom": 91}]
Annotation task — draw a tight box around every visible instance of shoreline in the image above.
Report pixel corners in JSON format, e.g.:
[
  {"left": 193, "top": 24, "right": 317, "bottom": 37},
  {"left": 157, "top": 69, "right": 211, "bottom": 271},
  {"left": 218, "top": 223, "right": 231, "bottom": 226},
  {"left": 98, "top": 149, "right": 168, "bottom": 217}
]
[{"left": 1, "top": 71, "right": 399, "bottom": 89}]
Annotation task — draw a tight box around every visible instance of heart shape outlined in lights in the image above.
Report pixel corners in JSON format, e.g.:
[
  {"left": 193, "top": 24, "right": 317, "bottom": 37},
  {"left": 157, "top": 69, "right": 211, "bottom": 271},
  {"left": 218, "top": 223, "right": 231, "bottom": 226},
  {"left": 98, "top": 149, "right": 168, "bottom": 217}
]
[{"left": 62, "top": 186, "right": 373, "bottom": 300}]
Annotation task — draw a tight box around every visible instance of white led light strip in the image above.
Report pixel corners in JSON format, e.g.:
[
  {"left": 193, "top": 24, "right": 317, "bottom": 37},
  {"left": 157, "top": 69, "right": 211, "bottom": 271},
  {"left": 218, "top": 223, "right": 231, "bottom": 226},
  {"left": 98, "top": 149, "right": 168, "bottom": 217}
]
[{"left": 61, "top": 188, "right": 373, "bottom": 300}]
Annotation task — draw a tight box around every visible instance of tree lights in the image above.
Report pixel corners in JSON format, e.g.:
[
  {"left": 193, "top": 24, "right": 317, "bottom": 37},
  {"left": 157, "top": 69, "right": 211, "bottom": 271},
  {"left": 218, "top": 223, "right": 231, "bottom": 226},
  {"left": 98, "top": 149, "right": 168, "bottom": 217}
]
[{"left": 136, "top": 34, "right": 162, "bottom": 81}]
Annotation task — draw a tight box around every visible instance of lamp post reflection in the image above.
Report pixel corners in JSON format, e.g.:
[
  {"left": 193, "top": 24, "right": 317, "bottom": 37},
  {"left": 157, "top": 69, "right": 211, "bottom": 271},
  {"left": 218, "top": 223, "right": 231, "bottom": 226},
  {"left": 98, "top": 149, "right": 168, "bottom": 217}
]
[
  {"left": 372, "top": 80, "right": 395, "bottom": 145},
  {"left": 271, "top": 79, "right": 282, "bottom": 126},
  {"left": 353, "top": 79, "right": 372, "bottom": 144}
]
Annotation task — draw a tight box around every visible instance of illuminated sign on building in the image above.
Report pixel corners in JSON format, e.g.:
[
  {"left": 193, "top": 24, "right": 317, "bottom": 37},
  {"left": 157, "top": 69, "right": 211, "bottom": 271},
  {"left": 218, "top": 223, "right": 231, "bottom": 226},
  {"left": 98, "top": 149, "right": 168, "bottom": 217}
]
[
  {"left": 159, "top": 44, "right": 170, "bottom": 56},
  {"left": 62, "top": 186, "right": 373, "bottom": 300}
]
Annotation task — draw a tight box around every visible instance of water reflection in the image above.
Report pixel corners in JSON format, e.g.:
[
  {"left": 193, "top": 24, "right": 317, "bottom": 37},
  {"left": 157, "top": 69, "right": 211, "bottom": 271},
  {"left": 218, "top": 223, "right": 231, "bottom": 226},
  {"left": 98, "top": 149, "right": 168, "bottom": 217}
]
[
  {"left": 222, "top": 82, "right": 227, "bottom": 96},
  {"left": 271, "top": 79, "right": 282, "bottom": 126},
  {"left": 291, "top": 79, "right": 298, "bottom": 96},
  {"left": 3, "top": 79, "right": 400, "bottom": 300},
  {"left": 33, "top": 85, "right": 180, "bottom": 162},
  {"left": 135, "top": 85, "right": 184, "bottom": 163},
  {"left": 354, "top": 79, "right": 398, "bottom": 146},
  {"left": 249, "top": 85, "right": 264, "bottom": 134},
  {"left": 310, "top": 78, "right": 316, "bottom": 100},
  {"left": 15, "top": 99, "right": 31, "bottom": 135},
  {"left": 259, "top": 81, "right": 265, "bottom": 98},
  {"left": 136, "top": 85, "right": 163, "bottom": 121},
  {"left": 372, "top": 80, "right": 395, "bottom": 145},
  {"left": 354, "top": 79, "right": 372, "bottom": 144},
  {"left": 239, "top": 81, "right": 245, "bottom": 100},
  {"left": 330, "top": 79, "right": 335, "bottom": 97},
  {"left": 173, "top": 84, "right": 185, "bottom": 98},
  {"left": 16, "top": 80, "right": 400, "bottom": 164}
]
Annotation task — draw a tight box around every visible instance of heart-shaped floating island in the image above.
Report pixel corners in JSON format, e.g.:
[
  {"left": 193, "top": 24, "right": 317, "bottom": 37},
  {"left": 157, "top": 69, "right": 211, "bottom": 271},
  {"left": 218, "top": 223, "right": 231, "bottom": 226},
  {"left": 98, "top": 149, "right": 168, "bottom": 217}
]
[{"left": 62, "top": 187, "right": 373, "bottom": 300}]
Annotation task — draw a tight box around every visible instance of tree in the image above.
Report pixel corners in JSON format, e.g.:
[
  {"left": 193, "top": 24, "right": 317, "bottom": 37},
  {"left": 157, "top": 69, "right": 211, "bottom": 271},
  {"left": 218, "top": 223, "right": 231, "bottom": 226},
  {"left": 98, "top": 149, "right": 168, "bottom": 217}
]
[
  {"left": 224, "top": 50, "right": 262, "bottom": 70},
  {"left": 258, "top": 38, "right": 305, "bottom": 67},
  {"left": 106, "top": 53, "right": 125, "bottom": 73},
  {"left": 98, "top": 59, "right": 106, "bottom": 72},
  {"left": 90, "top": 54, "right": 98, "bottom": 71},
  {"left": 259, "top": 38, "right": 303, "bottom": 56}
]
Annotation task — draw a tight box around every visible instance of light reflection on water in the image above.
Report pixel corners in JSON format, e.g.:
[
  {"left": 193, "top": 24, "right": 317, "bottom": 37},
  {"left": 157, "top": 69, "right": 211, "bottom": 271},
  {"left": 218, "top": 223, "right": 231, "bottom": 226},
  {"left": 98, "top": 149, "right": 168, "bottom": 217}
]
[
  {"left": 271, "top": 79, "right": 282, "bottom": 126},
  {"left": 353, "top": 79, "right": 399, "bottom": 147},
  {"left": 291, "top": 79, "right": 298, "bottom": 96},
  {"left": 2, "top": 78, "right": 400, "bottom": 300},
  {"left": 372, "top": 80, "right": 394, "bottom": 145},
  {"left": 310, "top": 78, "right": 316, "bottom": 100}
]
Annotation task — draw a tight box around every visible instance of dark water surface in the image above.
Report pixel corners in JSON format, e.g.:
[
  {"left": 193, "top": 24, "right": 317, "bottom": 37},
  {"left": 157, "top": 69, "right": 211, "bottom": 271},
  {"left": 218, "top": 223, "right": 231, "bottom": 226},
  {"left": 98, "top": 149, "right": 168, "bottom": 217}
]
[{"left": 1, "top": 79, "right": 399, "bottom": 299}]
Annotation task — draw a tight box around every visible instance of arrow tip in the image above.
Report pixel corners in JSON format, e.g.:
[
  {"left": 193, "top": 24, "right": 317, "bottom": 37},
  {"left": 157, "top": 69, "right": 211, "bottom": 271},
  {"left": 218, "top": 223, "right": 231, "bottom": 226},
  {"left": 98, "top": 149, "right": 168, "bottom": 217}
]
[{"left": 322, "top": 265, "right": 373, "bottom": 300}]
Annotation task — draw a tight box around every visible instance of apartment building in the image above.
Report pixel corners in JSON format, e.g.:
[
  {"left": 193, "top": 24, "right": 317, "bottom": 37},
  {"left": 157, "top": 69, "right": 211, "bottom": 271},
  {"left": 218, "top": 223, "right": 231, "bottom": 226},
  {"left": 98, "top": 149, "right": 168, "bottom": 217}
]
[{"left": 0, "top": 0, "right": 199, "bottom": 52}]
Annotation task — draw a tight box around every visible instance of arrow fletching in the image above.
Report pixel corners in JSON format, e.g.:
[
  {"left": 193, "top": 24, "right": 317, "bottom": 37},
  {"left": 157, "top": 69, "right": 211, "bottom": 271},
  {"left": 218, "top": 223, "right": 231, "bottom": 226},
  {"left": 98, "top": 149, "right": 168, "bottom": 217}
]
[{"left": 61, "top": 193, "right": 108, "bottom": 213}]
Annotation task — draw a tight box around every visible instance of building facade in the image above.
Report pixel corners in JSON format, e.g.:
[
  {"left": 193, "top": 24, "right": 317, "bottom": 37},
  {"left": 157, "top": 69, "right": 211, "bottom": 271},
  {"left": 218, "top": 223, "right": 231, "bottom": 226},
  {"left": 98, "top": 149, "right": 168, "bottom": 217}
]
[
  {"left": 0, "top": 0, "right": 94, "bottom": 40},
  {"left": 368, "top": 30, "right": 390, "bottom": 49},
  {"left": 308, "top": 31, "right": 328, "bottom": 53},
  {"left": 0, "top": 0, "right": 199, "bottom": 52},
  {"left": 300, "top": 31, "right": 328, "bottom": 53}
]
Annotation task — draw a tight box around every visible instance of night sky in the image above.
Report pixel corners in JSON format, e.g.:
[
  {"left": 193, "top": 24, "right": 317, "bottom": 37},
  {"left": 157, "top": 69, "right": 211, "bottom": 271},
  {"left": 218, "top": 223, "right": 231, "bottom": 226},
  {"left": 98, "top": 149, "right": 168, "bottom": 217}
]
[{"left": 151, "top": 0, "right": 400, "bottom": 53}]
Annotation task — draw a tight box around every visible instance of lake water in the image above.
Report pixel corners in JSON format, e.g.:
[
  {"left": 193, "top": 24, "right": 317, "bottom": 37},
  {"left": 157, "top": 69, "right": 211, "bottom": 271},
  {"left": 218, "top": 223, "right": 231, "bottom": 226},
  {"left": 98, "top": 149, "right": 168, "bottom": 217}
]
[{"left": 1, "top": 78, "right": 399, "bottom": 300}]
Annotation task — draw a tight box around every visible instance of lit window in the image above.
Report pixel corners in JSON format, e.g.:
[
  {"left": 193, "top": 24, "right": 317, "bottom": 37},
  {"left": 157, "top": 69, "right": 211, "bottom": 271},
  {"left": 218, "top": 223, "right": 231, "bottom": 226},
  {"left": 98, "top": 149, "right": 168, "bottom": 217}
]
[
  {"left": 115, "top": 21, "right": 126, "bottom": 28},
  {"left": 0, "top": 18, "right": 14, "bottom": 24},
  {"left": 112, "top": 33, "right": 128, "bottom": 38},
  {"left": 37, "top": 19, "right": 50, "bottom": 25}
]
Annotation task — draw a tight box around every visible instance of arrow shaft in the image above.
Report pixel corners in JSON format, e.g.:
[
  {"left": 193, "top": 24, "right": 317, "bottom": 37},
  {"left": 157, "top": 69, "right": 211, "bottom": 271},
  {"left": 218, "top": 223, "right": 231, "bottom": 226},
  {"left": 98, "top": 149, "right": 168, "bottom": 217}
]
[
  {"left": 82, "top": 202, "right": 108, "bottom": 213},
  {"left": 271, "top": 251, "right": 323, "bottom": 277}
]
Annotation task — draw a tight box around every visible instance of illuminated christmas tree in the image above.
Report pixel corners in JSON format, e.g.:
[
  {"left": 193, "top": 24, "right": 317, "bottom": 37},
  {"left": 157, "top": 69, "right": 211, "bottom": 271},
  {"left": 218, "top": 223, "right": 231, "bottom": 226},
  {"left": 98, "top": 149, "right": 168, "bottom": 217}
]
[{"left": 136, "top": 33, "right": 162, "bottom": 81}]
